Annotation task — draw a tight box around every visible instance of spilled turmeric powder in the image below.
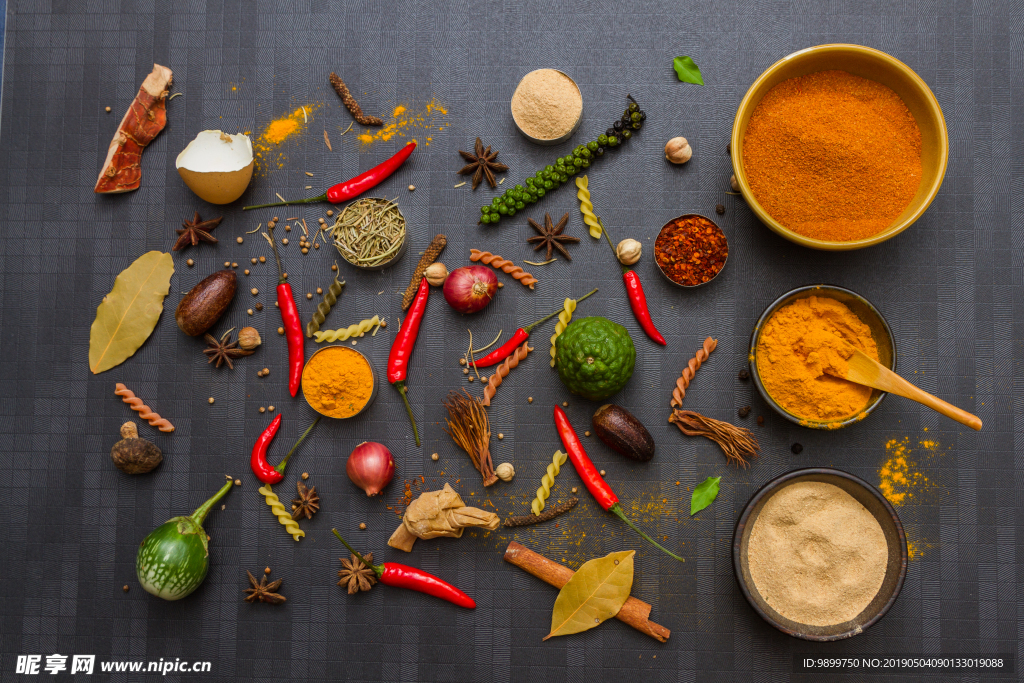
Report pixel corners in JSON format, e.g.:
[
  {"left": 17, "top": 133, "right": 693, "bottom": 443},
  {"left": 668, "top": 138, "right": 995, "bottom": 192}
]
[
  {"left": 878, "top": 437, "right": 930, "bottom": 505},
  {"left": 357, "top": 99, "right": 447, "bottom": 145},
  {"left": 253, "top": 103, "right": 322, "bottom": 171}
]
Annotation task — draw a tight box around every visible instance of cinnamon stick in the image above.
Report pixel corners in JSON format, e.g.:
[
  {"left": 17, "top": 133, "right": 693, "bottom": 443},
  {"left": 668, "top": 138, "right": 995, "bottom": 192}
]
[{"left": 503, "top": 541, "right": 670, "bottom": 642}]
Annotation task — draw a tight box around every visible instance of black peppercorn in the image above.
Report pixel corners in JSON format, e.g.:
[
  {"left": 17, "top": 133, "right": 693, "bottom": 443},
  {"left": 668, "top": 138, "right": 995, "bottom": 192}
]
[
  {"left": 716, "top": 204, "right": 725, "bottom": 215},
  {"left": 738, "top": 369, "right": 749, "bottom": 380},
  {"left": 757, "top": 415, "right": 765, "bottom": 426},
  {"left": 738, "top": 406, "right": 751, "bottom": 418},
  {"left": 726, "top": 142, "right": 731, "bottom": 154},
  {"left": 791, "top": 443, "right": 803, "bottom": 454}
]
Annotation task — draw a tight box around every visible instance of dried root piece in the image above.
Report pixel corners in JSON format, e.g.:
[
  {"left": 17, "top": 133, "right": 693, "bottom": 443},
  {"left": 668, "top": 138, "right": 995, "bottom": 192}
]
[
  {"left": 671, "top": 337, "right": 717, "bottom": 408},
  {"left": 402, "top": 234, "right": 447, "bottom": 310},
  {"left": 504, "top": 498, "right": 578, "bottom": 527},
  {"left": 669, "top": 409, "right": 759, "bottom": 467},
  {"left": 443, "top": 389, "right": 497, "bottom": 486},
  {"left": 482, "top": 342, "right": 533, "bottom": 407},
  {"left": 329, "top": 72, "right": 383, "bottom": 126},
  {"left": 469, "top": 250, "right": 538, "bottom": 289},
  {"left": 95, "top": 64, "right": 173, "bottom": 193}
]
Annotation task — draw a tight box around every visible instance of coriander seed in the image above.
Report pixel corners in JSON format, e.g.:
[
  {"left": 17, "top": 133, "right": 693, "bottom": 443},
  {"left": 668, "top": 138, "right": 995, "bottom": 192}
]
[
  {"left": 282, "top": 238, "right": 288, "bottom": 245},
  {"left": 251, "top": 258, "right": 258, "bottom": 264},
  {"left": 259, "top": 256, "right": 266, "bottom": 263},
  {"left": 359, "top": 523, "right": 367, "bottom": 530},
  {"left": 259, "top": 407, "right": 266, "bottom": 413},
  {"left": 326, "top": 210, "right": 334, "bottom": 217},
  {"left": 237, "top": 236, "right": 244, "bottom": 244},
  {"left": 331, "top": 263, "right": 338, "bottom": 271},
  {"left": 431, "top": 453, "right": 439, "bottom": 461},
  {"left": 306, "top": 292, "right": 313, "bottom": 299},
  {"left": 247, "top": 309, "right": 254, "bottom": 315},
  {"left": 497, "top": 433, "right": 504, "bottom": 440},
  {"left": 528, "top": 397, "right": 533, "bottom": 403},
  {"left": 187, "top": 259, "right": 194, "bottom": 266},
  {"left": 251, "top": 288, "right": 258, "bottom": 295},
  {"left": 105, "top": 106, "right": 112, "bottom": 112},
  {"left": 268, "top": 406, "right": 275, "bottom": 412},
  {"left": 264, "top": 567, "right": 271, "bottom": 575},
  {"left": 244, "top": 269, "right": 250, "bottom": 275},
  {"left": 278, "top": 327, "right": 285, "bottom": 335},
  {"left": 224, "top": 261, "right": 230, "bottom": 267},
  {"left": 408, "top": 185, "right": 415, "bottom": 191},
  {"left": 302, "top": 472, "right": 309, "bottom": 480},
  {"left": 317, "top": 287, "right": 323, "bottom": 295},
  {"left": 208, "top": 397, "right": 215, "bottom": 404}
]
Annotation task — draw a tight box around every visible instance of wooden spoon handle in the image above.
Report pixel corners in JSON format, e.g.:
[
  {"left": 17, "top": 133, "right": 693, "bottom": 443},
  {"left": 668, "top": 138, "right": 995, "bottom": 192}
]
[{"left": 882, "top": 372, "right": 983, "bottom": 431}]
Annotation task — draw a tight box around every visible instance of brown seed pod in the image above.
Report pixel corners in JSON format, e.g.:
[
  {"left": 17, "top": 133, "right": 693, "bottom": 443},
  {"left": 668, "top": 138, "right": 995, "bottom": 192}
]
[
  {"left": 175, "top": 270, "right": 237, "bottom": 336},
  {"left": 592, "top": 404, "right": 655, "bottom": 461},
  {"left": 110, "top": 421, "right": 163, "bottom": 474}
]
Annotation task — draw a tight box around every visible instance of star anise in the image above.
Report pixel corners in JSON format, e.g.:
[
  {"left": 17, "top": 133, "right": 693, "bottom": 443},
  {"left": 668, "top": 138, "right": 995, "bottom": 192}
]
[
  {"left": 527, "top": 212, "right": 579, "bottom": 261},
  {"left": 457, "top": 137, "right": 508, "bottom": 190},
  {"left": 203, "top": 328, "right": 254, "bottom": 369},
  {"left": 291, "top": 481, "right": 320, "bottom": 520},
  {"left": 243, "top": 570, "right": 286, "bottom": 604},
  {"left": 173, "top": 212, "right": 222, "bottom": 251},
  {"left": 338, "top": 553, "right": 377, "bottom": 594}
]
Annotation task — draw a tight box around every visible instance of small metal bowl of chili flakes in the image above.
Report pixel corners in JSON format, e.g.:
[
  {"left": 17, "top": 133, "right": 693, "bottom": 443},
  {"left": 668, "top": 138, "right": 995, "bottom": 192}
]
[{"left": 654, "top": 214, "right": 729, "bottom": 288}]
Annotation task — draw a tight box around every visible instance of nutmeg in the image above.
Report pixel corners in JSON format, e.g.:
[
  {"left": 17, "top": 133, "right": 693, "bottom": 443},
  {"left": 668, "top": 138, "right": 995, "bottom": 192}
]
[
  {"left": 424, "top": 262, "right": 448, "bottom": 287},
  {"left": 616, "top": 238, "right": 642, "bottom": 266},
  {"left": 238, "top": 327, "right": 262, "bottom": 351},
  {"left": 110, "top": 421, "right": 163, "bottom": 474},
  {"left": 495, "top": 463, "right": 515, "bottom": 482},
  {"left": 665, "top": 136, "right": 692, "bottom": 164}
]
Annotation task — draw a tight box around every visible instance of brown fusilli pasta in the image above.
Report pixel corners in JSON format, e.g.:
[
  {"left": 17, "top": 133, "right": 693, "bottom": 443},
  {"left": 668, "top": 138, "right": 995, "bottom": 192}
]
[
  {"left": 114, "top": 383, "right": 175, "bottom": 432},
  {"left": 671, "top": 337, "right": 717, "bottom": 408},
  {"left": 469, "top": 250, "right": 537, "bottom": 289},
  {"left": 481, "top": 342, "right": 533, "bottom": 406}
]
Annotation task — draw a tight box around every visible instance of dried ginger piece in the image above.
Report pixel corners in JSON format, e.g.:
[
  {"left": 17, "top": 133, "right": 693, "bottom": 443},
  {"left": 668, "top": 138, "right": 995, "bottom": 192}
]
[{"left": 388, "top": 483, "right": 499, "bottom": 551}]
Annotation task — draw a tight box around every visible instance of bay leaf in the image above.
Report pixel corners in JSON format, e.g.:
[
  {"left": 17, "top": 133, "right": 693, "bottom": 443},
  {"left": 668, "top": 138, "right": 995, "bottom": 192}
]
[
  {"left": 89, "top": 251, "right": 175, "bottom": 374},
  {"left": 690, "top": 476, "right": 721, "bottom": 516},
  {"left": 544, "top": 550, "right": 634, "bottom": 640}
]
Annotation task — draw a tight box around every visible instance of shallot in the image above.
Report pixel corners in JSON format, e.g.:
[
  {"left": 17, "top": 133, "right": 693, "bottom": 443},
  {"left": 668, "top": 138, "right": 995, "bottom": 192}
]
[
  {"left": 443, "top": 265, "right": 497, "bottom": 314},
  {"left": 347, "top": 442, "right": 395, "bottom": 496}
]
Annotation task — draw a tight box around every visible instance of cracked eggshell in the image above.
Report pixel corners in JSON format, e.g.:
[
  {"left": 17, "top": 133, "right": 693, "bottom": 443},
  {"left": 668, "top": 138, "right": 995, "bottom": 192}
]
[{"left": 176, "top": 130, "right": 254, "bottom": 204}]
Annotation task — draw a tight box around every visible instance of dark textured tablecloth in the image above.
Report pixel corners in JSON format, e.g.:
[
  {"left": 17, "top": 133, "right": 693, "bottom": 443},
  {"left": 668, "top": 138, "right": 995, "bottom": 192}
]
[{"left": 0, "top": 0, "right": 1020, "bottom": 681}]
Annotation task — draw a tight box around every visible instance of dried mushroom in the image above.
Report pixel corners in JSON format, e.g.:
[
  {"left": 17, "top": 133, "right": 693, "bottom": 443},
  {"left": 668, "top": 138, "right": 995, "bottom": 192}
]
[{"left": 111, "top": 421, "right": 163, "bottom": 474}]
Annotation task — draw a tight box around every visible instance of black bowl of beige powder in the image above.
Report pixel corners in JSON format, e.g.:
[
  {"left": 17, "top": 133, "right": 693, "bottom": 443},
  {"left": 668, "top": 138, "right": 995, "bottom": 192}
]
[{"left": 732, "top": 468, "right": 908, "bottom": 641}]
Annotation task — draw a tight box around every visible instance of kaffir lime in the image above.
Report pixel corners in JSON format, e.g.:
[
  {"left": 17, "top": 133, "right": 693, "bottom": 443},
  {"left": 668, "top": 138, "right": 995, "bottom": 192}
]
[{"left": 554, "top": 316, "right": 636, "bottom": 401}]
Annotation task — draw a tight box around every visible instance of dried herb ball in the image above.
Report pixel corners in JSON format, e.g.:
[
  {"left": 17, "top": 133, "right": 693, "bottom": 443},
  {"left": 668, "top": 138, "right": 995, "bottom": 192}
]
[
  {"left": 737, "top": 369, "right": 749, "bottom": 380},
  {"left": 715, "top": 204, "right": 725, "bottom": 215},
  {"left": 738, "top": 406, "right": 751, "bottom": 418},
  {"left": 110, "top": 421, "right": 162, "bottom": 474}
]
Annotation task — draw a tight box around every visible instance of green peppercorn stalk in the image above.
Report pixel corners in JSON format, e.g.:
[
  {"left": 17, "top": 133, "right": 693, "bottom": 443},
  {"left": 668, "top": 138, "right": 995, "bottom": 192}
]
[{"left": 480, "top": 95, "right": 645, "bottom": 225}]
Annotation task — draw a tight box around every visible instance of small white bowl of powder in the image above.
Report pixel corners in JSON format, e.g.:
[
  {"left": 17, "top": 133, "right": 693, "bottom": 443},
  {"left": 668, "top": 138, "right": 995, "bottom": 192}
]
[{"left": 511, "top": 69, "right": 583, "bottom": 145}]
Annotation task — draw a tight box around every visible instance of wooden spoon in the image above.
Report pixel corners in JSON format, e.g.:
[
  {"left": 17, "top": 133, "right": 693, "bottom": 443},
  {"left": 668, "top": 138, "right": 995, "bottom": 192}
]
[{"left": 824, "top": 344, "right": 982, "bottom": 431}]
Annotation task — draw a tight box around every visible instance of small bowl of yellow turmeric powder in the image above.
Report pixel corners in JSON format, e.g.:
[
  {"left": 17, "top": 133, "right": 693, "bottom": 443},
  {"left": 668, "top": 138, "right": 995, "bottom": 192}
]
[
  {"left": 301, "top": 345, "right": 377, "bottom": 419},
  {"left": 749, "top": 285, "right": 896, "bottom": 429}
]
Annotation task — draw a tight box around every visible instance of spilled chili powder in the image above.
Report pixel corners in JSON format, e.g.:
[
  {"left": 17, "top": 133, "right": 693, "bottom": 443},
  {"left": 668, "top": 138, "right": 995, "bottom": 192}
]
[
  {"left": 742, "top": 70, "right": 922, "bottom": 242},
  {"left": 654, "top": 215, "right": 728, "bottom": 286}
]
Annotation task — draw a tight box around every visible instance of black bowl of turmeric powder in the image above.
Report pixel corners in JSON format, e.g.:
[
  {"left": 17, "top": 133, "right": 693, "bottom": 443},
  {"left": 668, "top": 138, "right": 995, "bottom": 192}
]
[{"left": 748, "top": 285, "right": 896, "bottom": 429}]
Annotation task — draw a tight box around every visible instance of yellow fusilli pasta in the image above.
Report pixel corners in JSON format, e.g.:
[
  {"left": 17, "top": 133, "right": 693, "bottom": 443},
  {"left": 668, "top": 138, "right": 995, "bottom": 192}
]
[
  {"left": 313, "top": 315, "right": 382, "bottom": 343},
  {"left": 531, "top": 450, "right": 568, "bottom": 515},
  {"left": 575, "top": 176, "right": 602, "bottom": 239},
  {"left": 258, "top": 484, "right": 305, "bottom": 541},
  {"left": 549, "top": 298, "right": 577, "bottom": 367}
]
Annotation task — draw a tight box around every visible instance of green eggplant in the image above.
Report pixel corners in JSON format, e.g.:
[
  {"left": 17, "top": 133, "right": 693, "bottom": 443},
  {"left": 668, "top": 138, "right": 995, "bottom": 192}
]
[{"left": 136, "top": 475, "right": 234, "bottom": 600}]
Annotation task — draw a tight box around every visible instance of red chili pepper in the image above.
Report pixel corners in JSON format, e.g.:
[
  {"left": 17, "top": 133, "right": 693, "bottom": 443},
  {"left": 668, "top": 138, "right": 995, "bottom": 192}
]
[
  {"left": 473, "top": 288, "right": 598, "bottom": 368},
  {"left": 553, "top": 406, "right": 683, "bottom": 561},
  {"left": 243, "top": 142, "right": 416, "bottom": 210},
  {"left": 333, "top": 530, "right": 475, "bottom": 608},
  {"left": 598, "top": 218, "right": 666, "bottom": 345},
  {"left": 387, "top": 277, "right": 429, "bottom": 446},
  {"left": 250, "top": 415, "right": 320, "bottom": 484},
  {"left": 265, "top": 226, "right": 304, "bottom": 396}
]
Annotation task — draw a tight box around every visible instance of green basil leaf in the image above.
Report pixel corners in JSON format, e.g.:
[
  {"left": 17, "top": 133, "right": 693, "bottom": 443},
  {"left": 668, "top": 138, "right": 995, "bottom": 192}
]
[
  {"left": 673, "top": 56, "right": 704, "bottom": 85},
  {"left": 690, "top": 476, "right": 721, "bottom": 515}
]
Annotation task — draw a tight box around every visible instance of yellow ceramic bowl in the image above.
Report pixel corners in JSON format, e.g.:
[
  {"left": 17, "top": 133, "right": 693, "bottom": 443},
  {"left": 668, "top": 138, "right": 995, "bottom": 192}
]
[{"left": 731, "top": 44, "right": 949, "bottom": 251}]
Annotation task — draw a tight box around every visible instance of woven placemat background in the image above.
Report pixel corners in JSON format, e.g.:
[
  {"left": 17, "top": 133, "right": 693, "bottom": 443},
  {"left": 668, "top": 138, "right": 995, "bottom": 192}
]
[{"left": 0, "top": 0, "right": 1019, "bottom": 680}]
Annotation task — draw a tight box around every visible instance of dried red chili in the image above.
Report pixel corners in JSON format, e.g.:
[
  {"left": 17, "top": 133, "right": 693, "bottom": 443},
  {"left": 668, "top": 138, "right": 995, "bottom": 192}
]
[{"left": 655, "top": 216, "right": 728, "bottom": 286}]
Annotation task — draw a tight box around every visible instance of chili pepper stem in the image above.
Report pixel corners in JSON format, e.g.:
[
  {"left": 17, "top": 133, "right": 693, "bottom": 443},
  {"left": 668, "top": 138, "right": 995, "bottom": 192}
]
[
  {"left": 393, "top": 381, "right": 421, "bottom": 446},
  {"left": 522, "top": 288, "right": 599, "bottom": 334},
  {"left": 274, "top": 417, "right": 321, "bottom": 475},
  {"left": 598, "top": 218, "right": 629, "bottom": 275},
  {"left": 244, "top": 194, "right": 328, "bottom": 211},
  {"left": 609, "top": 503, "right": 684, "bottom": 562},
  {"left": 332, "top": 529, "right": 384, "bottom": 579},
  {"left": 190, "top": 475, "right": 235, "bottom": 527},
  {"left": 266, "top": 225, "right": 287, "bottom": 283}
]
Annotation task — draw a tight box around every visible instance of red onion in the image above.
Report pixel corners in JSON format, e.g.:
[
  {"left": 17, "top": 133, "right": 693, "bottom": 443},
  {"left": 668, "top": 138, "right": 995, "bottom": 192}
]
[
  {"left": 346, "top": 442, "right": 395, "bottom": 496},
  {"left": 443, "top": 265, "right": 497, "bottom": 314}
]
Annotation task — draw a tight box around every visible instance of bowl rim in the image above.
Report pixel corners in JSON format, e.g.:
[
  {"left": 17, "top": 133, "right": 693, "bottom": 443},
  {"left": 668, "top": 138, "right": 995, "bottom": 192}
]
[
  {"left": 748, "top": 284, "right": 897, "bottom": 429},
  {"left": 732, "top": 467, "right": 909, "bottom": 641},
  {"left": 301, "top": 345, "right": 378, "bottom": 419},
  {"left": 653, "top": 213, "right": 729, "bottom": 288},
  {"left": 730, "top": 43, "right": 949, "bottom": 251}
]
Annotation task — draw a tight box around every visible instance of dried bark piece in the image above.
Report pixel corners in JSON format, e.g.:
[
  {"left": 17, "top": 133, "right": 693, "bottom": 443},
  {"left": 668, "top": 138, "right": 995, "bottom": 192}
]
[{"left": 95, "top": 64, "right": 173, "bottom": 194}]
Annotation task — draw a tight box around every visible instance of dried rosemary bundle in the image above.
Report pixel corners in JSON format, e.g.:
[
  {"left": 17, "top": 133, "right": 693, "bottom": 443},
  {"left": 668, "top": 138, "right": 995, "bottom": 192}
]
[
  {"left": 443, "top": 389, "right": 497, "bottom": 486},
  {"left": 669, "top": 409, "right": 759, "bottom": 467},
  {"left": 329, "top": 197, "right": 406, "bottom": 268}
]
